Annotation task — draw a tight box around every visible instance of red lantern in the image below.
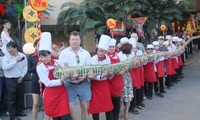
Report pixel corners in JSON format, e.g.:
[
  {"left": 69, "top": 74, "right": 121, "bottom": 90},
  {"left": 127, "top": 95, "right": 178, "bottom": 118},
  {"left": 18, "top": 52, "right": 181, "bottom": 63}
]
[
  {"left": 160, "top": 24, "right": 166, "bottom": 31},
  {"left": 106, "top": 18, "right": 116, "bottom": 29},
  {"left": 29, "top": 0, "right": 48, "bottom": 11}
]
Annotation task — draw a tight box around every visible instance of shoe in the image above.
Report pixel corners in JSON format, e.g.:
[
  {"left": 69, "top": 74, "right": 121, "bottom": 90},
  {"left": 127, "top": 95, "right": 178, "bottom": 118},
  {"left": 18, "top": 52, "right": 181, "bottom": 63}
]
[
  {"left": 155, "top": 93, "right": 164, "bottom": 98},
  {"left": 173, "top": 81, "right": 178, "bottom": 84},
  {"left": 161, "top": 90, "right": 166, "bottom": 93},
  {"left": 10, "top": 116, "right": 21, "bottom": 120},
  {"left": 15, "top": 112, "right": 27, "bottom": 117},
  {"left": 129, "top": 108, "right": 139, "bottom": 114},
  {"left": 136, "top": 105, "right": 144, "bottom": 110},
  {"left": 148, "top": 96, "right": 153, "bottom": 100},
  {"left": 140, "top": 103, "right": 145, "bottom": 107},
  {"left": 2, "top": 111, "right": 9, "bottom": 116}
]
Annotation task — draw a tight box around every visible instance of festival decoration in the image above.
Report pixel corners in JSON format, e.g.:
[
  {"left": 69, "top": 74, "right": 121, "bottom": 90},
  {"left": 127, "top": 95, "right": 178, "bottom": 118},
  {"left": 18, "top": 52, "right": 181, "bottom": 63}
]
[
  {"left": 23, "top": 5, "right": 38, "bottom": 22},
  {"left": 132, "top": 17, "right": 148, "bottom": 37},
  {"left": 29, "top": 0, "right": 49, "bottom": 11},
  {"left": 106, "top": 18, "right": 116, "bottom": 38},
  {"left": 0, "top": 4, "right": 6, "bottom": 16},
  {"left": 24, "top": 27, "right": 41, "bottom": 43},
  {"left": 160, "top": 24, "right": 166, "bottom": 36},
  {"left": 186, "top": 14, "right": 198, "bottom": 33},
  {"left": 53, "top": 36, "right": 200, "bottom": 78},
  {"left": 23, "top": 43, "right": 35, "bottom": 54},
  {"left": 113, "top": 21, "right": 126, "bottom": 35}
]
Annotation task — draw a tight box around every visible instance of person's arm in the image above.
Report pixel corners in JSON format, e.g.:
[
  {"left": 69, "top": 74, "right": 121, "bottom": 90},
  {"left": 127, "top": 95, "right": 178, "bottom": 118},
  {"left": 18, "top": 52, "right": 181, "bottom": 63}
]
[
  {"left": 21, "top": 56, "right": 28, "bottom": 77},
  {"left": 37, "top": 64, "right": 63, "bottom": 87},
  {"left": 2, "top": 55, "right": 17, "bottom": 70}
]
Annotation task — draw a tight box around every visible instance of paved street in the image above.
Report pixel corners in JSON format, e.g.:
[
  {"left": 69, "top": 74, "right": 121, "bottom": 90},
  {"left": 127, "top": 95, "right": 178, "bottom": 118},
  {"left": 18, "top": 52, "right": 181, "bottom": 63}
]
[{"left": 3, "top": 51, "right": 200, "bottom": 120}]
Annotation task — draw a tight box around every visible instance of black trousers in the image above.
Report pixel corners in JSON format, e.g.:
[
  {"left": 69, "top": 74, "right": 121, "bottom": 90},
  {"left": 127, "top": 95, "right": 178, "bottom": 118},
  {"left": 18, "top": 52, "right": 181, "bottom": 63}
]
[
  {"left": 5, "top": 78, "right": 24, "bottom": 117},
  {"left": 111, "top": 96, "right": 120, "bottom": 120},
  {"left": 154, "top": 77, "right": 164, "bottom": 93},
  {"left": 145, "top": 82, "right": 153, "bottom": 97},
  {"left": 130, "top": 87, "right": 136, "bottom": 109},
  {"left": 52, "top": 114, "right": 71, "bottom": 120},
  {"left": 0, "top": 77, "right": 8, "bottom": 114},
  {"left": 165, "top": 75, "right": 172, "bottom": 87},
  {"left": 136, "top": 87, "right": 144, "bottom": 106},
  {"left": 92, "top": 111, "right": 114, "bottom": 120}
]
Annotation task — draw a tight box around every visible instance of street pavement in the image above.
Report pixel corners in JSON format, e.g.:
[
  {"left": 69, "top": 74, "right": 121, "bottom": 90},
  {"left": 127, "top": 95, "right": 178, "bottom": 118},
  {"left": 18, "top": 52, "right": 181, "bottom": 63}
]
[{"left": 2, "top": 51, "right": 200, "bottom": 120}]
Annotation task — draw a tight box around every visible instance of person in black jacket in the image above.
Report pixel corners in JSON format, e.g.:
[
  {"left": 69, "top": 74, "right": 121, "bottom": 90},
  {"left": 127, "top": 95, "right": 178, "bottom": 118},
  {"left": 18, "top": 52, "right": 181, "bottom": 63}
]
[{"left": 28, "top": 40, "right": 43, "bottom": 120}]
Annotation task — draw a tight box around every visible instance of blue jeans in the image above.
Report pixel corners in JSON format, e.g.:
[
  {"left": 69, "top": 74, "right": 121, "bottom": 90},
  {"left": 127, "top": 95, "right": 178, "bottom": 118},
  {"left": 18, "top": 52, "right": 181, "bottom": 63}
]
[{"left": 0, "top": 77, "right": 7, "bottom": 114}]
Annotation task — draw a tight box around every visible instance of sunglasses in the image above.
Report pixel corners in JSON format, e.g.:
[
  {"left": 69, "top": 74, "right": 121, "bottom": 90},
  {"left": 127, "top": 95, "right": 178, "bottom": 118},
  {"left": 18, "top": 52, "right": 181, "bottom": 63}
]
[{"left": 75, "top": 55, "right": 80, "bottom": 64}]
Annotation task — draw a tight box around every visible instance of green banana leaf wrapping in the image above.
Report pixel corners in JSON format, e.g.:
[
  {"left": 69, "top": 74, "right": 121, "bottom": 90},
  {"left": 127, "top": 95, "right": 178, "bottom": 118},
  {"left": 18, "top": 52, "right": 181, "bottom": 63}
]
[{"left": 53, "top": 36, "right": 200, "bottom": 78}]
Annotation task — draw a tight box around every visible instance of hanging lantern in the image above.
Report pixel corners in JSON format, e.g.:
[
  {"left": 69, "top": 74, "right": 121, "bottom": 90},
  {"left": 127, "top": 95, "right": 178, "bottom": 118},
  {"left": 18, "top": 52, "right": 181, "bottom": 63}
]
[
  {"left": 23, "top": 43, "right": 35, "bottom": 54},
  {"left": 106, "top": 18, "right": 116, "bottom": 29},
  {"left": 24, "top": 27, "right": 41, "bottom": 43},
  {"left": 160, "top": 24, "right": 166, "bottom": 31},
  {"left": 29, "top": 0, "right": 49, "bottom": 11},
  {"left": 23, "top": 5, "right": 38, "bottom": 22}
]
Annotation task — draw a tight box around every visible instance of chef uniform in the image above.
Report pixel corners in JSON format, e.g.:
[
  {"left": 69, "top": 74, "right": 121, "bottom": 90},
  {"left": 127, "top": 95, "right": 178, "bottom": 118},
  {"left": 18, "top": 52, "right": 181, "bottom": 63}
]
[
  {"left": 89, "top": 35, "right": 114, "bottom": 120},
  {"left": 36, "top": 32, "right": 70, "bottom": 120}
]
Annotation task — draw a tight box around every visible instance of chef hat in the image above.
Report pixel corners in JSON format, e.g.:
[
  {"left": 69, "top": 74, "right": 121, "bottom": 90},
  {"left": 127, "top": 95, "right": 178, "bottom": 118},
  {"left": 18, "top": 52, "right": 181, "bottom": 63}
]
[
  {"left": 158, "top": 36, "right": 165, "bottom": 40},
  {"left": 172, "top": 36, "right": 178, "bottom": 42},
  {"left": 177, "top": 38, "right": 183, "bottom": 42},
  {"left": 164, "top": 41, "right": 169, "bottom": 45},
  {"left": 98, "top": 34, "right": 111, "bottom": 51},
  {"left": 147, "top": 44, "right": 154, "bottom": 49},
  {"left": 166, "top": 35, "right": 172, "bottom": 39},
  {"left": 39, "top": 32, "right": 52, "bottom": 52},
  {"left": 128, "top": 38, "right": 137, "bottom": 47},
  {"left": 110, "top": 38, "right": 116, "bottom": 46},
  {"left": 120, "top": 37, "right": 129, "bottom": 43},
  {"left": 152, "top": 41, "right": 159, "bottom": 46}
]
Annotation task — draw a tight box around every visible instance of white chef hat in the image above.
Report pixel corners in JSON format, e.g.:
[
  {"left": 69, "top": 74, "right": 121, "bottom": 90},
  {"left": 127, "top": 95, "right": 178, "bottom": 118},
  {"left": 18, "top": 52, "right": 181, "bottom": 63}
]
[
  {"left": 166, "top": 35, "right": 172, "bottom": 39},
  {"left": 39, "top": 32, "right": 52, "bottom": 52},
  {"left": 172, "top": 36, "right": 178, "bottom": 42},
  {"left": 98, "top": 34, "right": 111, "bottom": 51},
  {"left": 128, "top": 38, "right": 137, "bottom": 48},
  {"left": 164, "top": 41, "right": 169, "bottom": 45},
  {"left": 152, "top": 41, "right": 159, "bottom": 46},
  {"left": 147, "top": 44, "right": 154, "bottom": 49},
  {"left": 158, "top": 36, "right": 165, "bottom": 40},
  {"left": 177, "top": 38, "right": 183, "bottom": 42},
  {"left": 120, "top": 37, "right": 129, "bottom": 43},
  {"left": 110, "top": 38, "right": 116, "bottom": 46}
]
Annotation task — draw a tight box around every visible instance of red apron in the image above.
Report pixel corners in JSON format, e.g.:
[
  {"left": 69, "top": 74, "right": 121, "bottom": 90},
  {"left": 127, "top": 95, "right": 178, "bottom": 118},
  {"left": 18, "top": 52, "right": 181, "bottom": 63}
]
[
  {"left": 107, "top": 53, "right": 124, "bottom": 97},
  {"left": 89, "top": 80, "right": 113, "bottom": 114},
  {"left": 165, "top": 58, "right": 176, "bottom": 75},
  {"left": 178, "top": 55, "right": 183, "bottom": 66},
  {"left": 43, "top": 68, "right": 70, "bottom": 117},
  {"left": 144, "top": 62, "right": 157, "bottom": 83},
  {"left": 130, "top": 68, "right": 141, "bottom": 89},
  {"left": 172, "top": 58, "right": 179, "bottom": 69},
  {"left": 138, "top": 66, "right": 144, "bottom": 87},
  {"left": 156, "top": 61, "right": 165, "bottom": 77}
]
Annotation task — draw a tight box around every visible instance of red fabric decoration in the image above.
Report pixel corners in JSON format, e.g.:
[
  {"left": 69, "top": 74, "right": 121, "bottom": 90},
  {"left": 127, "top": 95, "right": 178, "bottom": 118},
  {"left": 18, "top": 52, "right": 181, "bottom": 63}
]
[{"left": 0, "top": 4, "right": 6, "bottom": 16}]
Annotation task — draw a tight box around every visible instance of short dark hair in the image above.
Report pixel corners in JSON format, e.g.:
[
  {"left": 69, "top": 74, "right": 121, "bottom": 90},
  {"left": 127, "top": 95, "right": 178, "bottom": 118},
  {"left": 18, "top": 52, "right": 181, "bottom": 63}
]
[
  {"left": 120, "top": 43, "right": 132, "bottom": 54},
  {"left": 1, "top": 19, "right": 10, "bottom": 25},
  {"left": 69, "top": 31, "right": 82, "bottom": 40},
  {"left": 6, "top": 41, "right": 18, "bottom": 50},
  {"left": 39, "top": 50, "right": 51, "bottom": 57}
]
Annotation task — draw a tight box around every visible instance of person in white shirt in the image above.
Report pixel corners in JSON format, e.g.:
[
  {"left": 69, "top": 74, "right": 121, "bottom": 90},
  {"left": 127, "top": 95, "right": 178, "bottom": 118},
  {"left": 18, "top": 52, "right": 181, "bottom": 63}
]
[
  {"left": 1, "top": 19, "right": 13, "bottom": 54},
  {"left": 59, "top": 31, "right": 91, "bottom": 120},
  {"left": 2, "top": 41, "right": 27, "bottom": 120}
]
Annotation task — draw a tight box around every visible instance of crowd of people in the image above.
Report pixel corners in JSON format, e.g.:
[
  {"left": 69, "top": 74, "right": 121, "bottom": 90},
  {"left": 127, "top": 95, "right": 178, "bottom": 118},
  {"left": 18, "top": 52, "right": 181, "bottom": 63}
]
[{"left": 0, "top": 19, "right": 199, "bottom": 120}]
